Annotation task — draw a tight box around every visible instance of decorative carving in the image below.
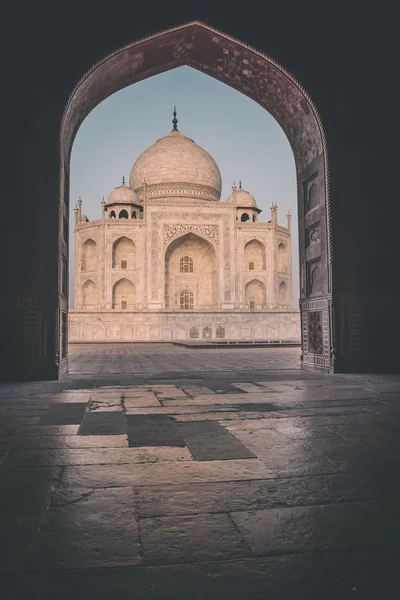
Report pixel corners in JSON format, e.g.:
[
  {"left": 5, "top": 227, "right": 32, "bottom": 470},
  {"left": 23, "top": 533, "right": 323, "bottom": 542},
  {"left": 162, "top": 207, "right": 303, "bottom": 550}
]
[
  {"left": 306, "top": 223, "right": 320, "bottom": 246},
  {"left": 307, "top": 259, "right": 322, "bottom": 296},
  {"left": 303, "top": 172, "right": 318, "bottom": 214},
  {"left": 136, "top": 181, "right": 220, "bottom": 202},
  {"left": 164, "top": 224, "right": 219, "bottom": 246},
  {"left": 301, "top": 298, "right": 330, "bottom": 368},
  {"left": 61, "top": 311, "right": 68, "bottom": 359},
  {"left": 307, "top": 311, "right": 323, "bottom": 355}
]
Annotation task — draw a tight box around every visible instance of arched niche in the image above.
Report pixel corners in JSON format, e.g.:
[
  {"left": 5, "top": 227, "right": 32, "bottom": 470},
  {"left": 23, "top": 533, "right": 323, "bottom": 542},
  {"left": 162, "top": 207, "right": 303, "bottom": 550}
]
[
  {"left": 81, "top": 239, "right": 96, "bottom": 272},
  {"left": 112, "top": 278, "right": 135, "bottom": 309},
  {"left": 165, "top": 232, "right": 217, "bottom": 309},
  {"left": 82, "top": 279, "right": 97, "bottom": 308},
  {"left": 112, "top": 236, "right": 136, "bottom": 269},
  {"left": 119, "top": 209, "right": 129, "bottom": 219},
  {"left": 279, "top": 280, "right": 288, "bottom": 305},
  {"left": 59, "top": 21, "right": 332, "bottom": 374},
  {"left": 277, "top": 243, "right": 288, "bottom": 273},
  {"left": 245, "top": 279, "right": 266, "bottom": 308},
  {"left": 244, "top": 239, "right": 266, "bottom": 271}
]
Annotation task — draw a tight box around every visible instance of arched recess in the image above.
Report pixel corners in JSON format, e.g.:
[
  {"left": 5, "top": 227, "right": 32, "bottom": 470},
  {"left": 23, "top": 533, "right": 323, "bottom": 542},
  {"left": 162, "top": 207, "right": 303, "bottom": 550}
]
[
  {"left": 165, "top": 232, "right": 218, "bottom": 309},
  {"left": 277, "top": 243, "right": 288, "bottom": 273},
  {"left": 109, "top": 210, "right": 116, "bottom": 219},
  {"left": 82, "top": 279, "right": 97, "bottom": 309},
  {"left": 119, "top": 209, "right": 128, "bottom": 219},
  {"left": 59, "top": 21, "right": 332, "bottom": 375},
  {"left": 81, "top": 239, "right": 96, "bottom": 271},
  {"left": 112, "top": 236, "right": 136, "bottom": 269},
  {"left": 245, "top": 279, "right": 266, "bottom": 308},
  {"left": 244, "top": 239, "right": 266, "bottom": 271},
  {"left": 241, "top": 213, "right": 250, "bottom": 222},
  {"left": 279, "top": 281, "right": 288, "bottom": 306},
  {"left": 112, "top": 278, "right": 135, "bottom": 309}
]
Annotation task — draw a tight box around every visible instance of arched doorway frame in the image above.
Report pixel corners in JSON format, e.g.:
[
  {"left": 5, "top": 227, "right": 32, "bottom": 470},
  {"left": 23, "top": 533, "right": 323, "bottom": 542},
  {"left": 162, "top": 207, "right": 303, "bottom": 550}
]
[{"left": 59, "top": 20, "right": 332, "bottom": 376}]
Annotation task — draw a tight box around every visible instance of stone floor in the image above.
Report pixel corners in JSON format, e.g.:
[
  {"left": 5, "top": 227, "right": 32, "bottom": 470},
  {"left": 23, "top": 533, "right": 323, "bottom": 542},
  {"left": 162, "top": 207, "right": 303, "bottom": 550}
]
[
  {"left": 68, "top": 342, "right": 301, "bottom": 375},
  {"left": 2, "top": 347, "right": 400, "bottom": 598}
]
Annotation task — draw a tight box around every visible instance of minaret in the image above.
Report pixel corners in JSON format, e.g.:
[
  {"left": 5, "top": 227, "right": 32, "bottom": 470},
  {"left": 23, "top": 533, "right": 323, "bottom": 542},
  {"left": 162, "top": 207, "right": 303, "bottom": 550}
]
[
  {"left": 77, "top": 197, "right": 82, "bottom": 222},
  {"left": 101, "top": 197, "right": 106, "bottom": 220},
  {"left": 271, "top": 202, "right": 278, "bottom": 228},
  {"left": 74, "top": 205, "right": 79, "bottom": 227},
  {"left": 232, "top": 182, "right": 237, "bottom": 203},
  {"left": 287, "top": 210, "right": 292, "bottom": 233}
]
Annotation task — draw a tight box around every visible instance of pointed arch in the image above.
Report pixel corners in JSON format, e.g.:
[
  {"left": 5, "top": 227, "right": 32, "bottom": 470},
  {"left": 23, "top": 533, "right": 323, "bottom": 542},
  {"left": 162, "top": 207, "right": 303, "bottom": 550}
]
[
  {"left": 112, "top": 236, "right": 136, "bottom": 269},
  {"left": 82, "top": 279, "right": 97, "bottom": 308},
  {"left": 119, "top": 209, "right": 128, "bottom": 219},
  {"left": 278, "top": 242, "right": 288, "bottom": 273},
  {"left": 245, "top": 279, "right": 266, "bottom": 308},
  {"left": 216, "top": 326, "right": 225, "bottom": 339},
  {"left": 112, "top": 278, "right": 135, "bottom": 309},
  {"left": 81, "top": 239, "right": 96, "bottom": 271},
  {"left": 189, "top": 326, "right": 199, "bottom": 339},
  {"left": 165, "top": 232, "right": 217, "bottom": 309},
  {"left": 109, "top": 210, "right": 116, "bottom": 219},
  {"left": 244, "top": 239, "right": 266, "bottom": 271},
  {"left": 279, "top": 280, "right": 288, "bottom": 305}
]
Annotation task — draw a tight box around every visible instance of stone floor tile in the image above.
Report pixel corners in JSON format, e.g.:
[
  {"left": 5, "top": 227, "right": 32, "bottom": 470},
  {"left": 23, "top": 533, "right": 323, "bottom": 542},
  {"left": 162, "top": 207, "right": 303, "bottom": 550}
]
[
  {"left": 139, "top": 513, "right": 252, "bottom": 565},
  {"left": 6, "top": 446, "right": 192, "bottom": 466},
  {"left": 126, "top": 414, "right": 185, "bottom": 447},
  {"left": 0, "top": 425, "right": 80, "bottom": 436},
  {"left": 78, "top": 411, "right": 126, "bottom": 435},
  {"left": 180, "top": 386, "right": 216, "bottom": 396},
  {"left": 175, "top": 421, "right": 255, "bottom": 460},
  {"left": 37, "top": 403, "right": 87, "bottom": 426},
  {"left": 61, "top": 458, "right": 276, "bottom": 488},
  {"left": 0, "top": 434, "right": 129, "bottom": 449},
  {"left": 30, "top": 488, "right": 141, "bottom": 570},
  {"left": 231, "top": 499, "right": 400, "bottom": 556},
  {"left": 133, "top": 473, "right": 374, "bottom": 518}
]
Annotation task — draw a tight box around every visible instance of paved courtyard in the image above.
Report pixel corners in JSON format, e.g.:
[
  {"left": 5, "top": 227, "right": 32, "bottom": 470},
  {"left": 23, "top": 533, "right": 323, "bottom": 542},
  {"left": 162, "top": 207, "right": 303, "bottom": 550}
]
[
  {"left": 2, "top": 348, "right": 400, "bottom": 598},
  {"left": 68, "top": 342, "right": 301, "bottom": 375}
]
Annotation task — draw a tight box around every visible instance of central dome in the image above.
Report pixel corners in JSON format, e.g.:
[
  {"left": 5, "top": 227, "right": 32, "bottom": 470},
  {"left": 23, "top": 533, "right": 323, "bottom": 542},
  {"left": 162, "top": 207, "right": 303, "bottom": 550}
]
[{"left": 129, "top": 130, "right": 222, "bottom": 202}]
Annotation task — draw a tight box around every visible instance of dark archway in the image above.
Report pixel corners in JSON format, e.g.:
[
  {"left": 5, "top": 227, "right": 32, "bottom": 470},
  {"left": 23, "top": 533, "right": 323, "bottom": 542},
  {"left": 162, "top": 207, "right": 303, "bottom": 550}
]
[{"left": 58, "top": 21, "right": 331, "bottom": 377}]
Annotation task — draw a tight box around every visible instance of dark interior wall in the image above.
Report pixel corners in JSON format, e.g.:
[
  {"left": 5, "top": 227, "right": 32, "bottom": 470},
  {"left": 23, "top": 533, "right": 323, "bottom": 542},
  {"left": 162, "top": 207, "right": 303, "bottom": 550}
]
[{"left": 0, "top": 6, "right": 396, "bottom": 379}]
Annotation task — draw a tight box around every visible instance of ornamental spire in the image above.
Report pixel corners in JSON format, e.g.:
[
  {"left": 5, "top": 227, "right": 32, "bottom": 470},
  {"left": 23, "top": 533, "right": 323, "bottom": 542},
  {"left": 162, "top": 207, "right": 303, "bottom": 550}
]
[
  {"left": 172, "top": 106, "right": 178, "bottom": 131},
  {"left": 239, "top": 180, "right": 242, "bottom": 189},
  {"left": 122, "top": 175, "right": 125, "bottom": 185}
]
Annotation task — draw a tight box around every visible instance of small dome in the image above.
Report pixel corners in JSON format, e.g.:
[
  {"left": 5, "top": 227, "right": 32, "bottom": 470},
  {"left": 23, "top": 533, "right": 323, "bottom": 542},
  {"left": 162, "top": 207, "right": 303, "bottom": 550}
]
[
  {"left": 129, "top": 130, "right": 222, "bottom": 202},
  {"left": 107, "top": 183, "right": 138, "bottom": 205},
  {"left": 227, "top": 188, "right": 257, "bottom": 207}
]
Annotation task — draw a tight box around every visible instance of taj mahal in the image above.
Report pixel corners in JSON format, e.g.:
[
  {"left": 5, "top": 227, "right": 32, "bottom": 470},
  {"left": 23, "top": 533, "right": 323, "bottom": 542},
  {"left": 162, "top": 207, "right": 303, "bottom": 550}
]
[{"left": 69, "top": 110, "right": 300, "bottom": 343}]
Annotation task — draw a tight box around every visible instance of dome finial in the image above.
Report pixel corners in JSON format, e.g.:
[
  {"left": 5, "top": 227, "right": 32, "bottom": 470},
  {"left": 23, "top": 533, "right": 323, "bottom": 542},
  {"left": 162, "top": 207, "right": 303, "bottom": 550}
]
[
  {"left": 172, "top": 106, "right": 178, "bottom": 131},
  {"left": 239, "top": 180, "right": 242, "bottom": 189},
  {"left": 122, "top": 175, "right": 125, "bottom": 185}
]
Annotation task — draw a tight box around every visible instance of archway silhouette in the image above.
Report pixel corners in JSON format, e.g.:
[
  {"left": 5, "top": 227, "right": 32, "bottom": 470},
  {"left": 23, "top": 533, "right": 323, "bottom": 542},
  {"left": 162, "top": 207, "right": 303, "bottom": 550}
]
[{"left": 58, "top": 20, "right": 331, "bottom": 376}]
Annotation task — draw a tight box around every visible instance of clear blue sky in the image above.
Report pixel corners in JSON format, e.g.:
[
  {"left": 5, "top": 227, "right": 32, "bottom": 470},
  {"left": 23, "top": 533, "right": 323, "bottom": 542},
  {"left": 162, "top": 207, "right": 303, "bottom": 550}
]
[{"left": 70, "top": 66, "right": 298, "bottom": 307}]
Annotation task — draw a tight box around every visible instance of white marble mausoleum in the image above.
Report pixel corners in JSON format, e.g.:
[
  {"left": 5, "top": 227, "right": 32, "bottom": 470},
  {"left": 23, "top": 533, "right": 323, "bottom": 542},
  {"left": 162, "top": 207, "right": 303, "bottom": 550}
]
[{"left": 69, "top": 112, "right": 300, "bottom": 342}]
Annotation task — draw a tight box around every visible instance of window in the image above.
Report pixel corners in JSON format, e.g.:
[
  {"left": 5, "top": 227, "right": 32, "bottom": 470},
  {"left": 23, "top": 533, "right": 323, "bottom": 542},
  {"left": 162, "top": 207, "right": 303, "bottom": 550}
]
[
  {"left": 250, "top": 300, "right": 256, "bottom": 309},
  {"left": 132, "top": 211, "right": 137, "bottom": 219},
  {"left": 216, "top": 326, "right": 225, "bottom": 339},
  {"left": 241, "top": 213, "right": 249, "bottom": 222},
  {"left": 121, "top": 260, "right": 127, "bottom": 269},
  {"left": 252, "top": 215, "right": 256, "bottom": 222},
  {"left": 203, "top": 326, "right": 212, "bottom": 339},
  {"left": 180, "top": 288, "right": 193, "bottom": 310},
  {"left": 189, "top": 326, "right": 199, "bottom": 339},
  {"left": 119, "top": 209, "right": 128, "bottom": 219},
  {"left": 180, "top": 255, "right": 193, "bottom": 273},
  {"left": 109, "top": 210, "right": 116, "bottom": 219},
  {"left": 121, "top": 300, "right": 127, "bottom": 309},
  {"left": 249, "top": 261, "right": 255, "bottom": 270}
]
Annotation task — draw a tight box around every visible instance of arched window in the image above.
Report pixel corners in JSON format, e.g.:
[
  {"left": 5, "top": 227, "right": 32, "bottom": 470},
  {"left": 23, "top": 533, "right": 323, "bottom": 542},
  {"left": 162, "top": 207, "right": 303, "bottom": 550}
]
[
  {"left": 244, "top": 239, "right": 266, "bottom": 271},
  {"left": 279, "top": 281, "right": 287, "bottom": 305},
  {"left": 81, "top": 239, "right": 96, "bottom": 271},
  {"left": 180, "top": 288, "right": 193, "bottom": 310},
  {"left": 252, "top": 214, "right": 256, "bottom": 222},
  {"left": 245, "top": 279, "right": 266, "bottom": 308},
  {"left": 216, "top": 326, "right": 225, "bottom": 339},
  {"left": 109, "top": 210, "right": 116, "bottom": 219},
  {"left": 189, "top": 326, "right": 199, "bottom": 339},
  {"left": 119, "top": 209, "right": 128, "bottom": 219},
  {"left": 241, "top": 213, "right": 250, "bottom": 222},
  {"left": 180, "top": 255, "right": 194, "bottom": 273},
  {"left": 132, "top": 211, "right": 137, "bottom": 219},
  {"left": 203, "top": 326, "right": 212, "bottom": 339}
]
